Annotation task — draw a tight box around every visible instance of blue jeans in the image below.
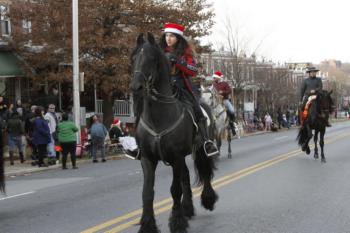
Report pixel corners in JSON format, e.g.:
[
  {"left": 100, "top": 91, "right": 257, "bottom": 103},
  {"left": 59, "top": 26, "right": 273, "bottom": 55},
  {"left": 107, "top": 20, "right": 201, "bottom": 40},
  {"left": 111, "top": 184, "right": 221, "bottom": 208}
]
[
  {"left": 8, "top": 135, "right": 23, "bottom": 153},
  {"left": 223, "top": 99, "right": 235, "bottom": 114},
  {"left": 91, "top": 137, "right": 105, "bottom": 160}
]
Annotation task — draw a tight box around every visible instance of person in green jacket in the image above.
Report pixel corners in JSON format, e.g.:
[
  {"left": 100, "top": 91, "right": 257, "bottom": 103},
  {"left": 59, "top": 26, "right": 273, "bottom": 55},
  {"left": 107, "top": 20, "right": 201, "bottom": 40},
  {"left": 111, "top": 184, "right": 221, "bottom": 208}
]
[{"left": 57, "top": 113, "right": 79, "bottom": 169}]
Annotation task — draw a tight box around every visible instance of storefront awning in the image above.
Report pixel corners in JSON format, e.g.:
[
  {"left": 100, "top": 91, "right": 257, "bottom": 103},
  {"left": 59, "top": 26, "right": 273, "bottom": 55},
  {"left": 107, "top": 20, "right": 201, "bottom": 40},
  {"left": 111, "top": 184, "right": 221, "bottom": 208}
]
[{"left": 0, "top": 51, "right": 25, "bottom": 78}]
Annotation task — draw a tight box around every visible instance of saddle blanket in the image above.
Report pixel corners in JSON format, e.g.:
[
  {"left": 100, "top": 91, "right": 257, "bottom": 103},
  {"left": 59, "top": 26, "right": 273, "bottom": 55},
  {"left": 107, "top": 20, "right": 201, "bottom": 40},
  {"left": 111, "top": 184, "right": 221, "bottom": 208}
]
[{"left": 301, "top": 95, "right": 317, "bottom": 125}]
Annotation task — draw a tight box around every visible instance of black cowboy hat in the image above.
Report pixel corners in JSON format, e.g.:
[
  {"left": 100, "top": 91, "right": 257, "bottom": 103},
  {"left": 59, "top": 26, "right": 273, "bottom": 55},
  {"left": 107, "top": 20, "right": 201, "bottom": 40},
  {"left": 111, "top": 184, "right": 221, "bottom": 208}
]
[{"left": 306, "top": 67, "right": 320, "bottom": 73}]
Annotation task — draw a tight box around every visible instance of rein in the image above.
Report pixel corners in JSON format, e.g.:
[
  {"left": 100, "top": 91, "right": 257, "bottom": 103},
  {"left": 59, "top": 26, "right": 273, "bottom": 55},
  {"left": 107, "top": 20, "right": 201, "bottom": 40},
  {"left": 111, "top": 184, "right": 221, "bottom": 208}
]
[
  {"left": 134, "top": 64, "right": 184, "bottom": 166},
  {"left": 140, "top": 108, "right": 185, "bottom": 166},
  {"left": 134, "top": 70, "right": 177, "bottom": 104}
]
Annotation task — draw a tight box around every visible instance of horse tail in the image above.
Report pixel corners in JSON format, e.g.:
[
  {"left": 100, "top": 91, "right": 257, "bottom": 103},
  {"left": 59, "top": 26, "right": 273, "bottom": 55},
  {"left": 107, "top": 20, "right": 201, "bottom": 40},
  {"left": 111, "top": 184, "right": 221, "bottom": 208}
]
[
  {"left": 296, "top": 126, "right": 308, "bottom": 147},
  {"left": 194, "top": 148, "right": 215, "bottom": 185},
  {"left": 194, "top": 147, "right": 218, "bottom": 211}
]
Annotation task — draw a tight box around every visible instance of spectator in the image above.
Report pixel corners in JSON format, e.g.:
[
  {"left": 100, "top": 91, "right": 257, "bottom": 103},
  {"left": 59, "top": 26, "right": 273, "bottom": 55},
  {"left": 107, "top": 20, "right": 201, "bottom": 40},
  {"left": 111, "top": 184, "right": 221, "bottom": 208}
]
[
  {"left": 25, "top": 105, "right": 38, "bottom": 164},
  {"left": 0, "top": 95, "right": 8, "bottom": 121},
  {"left": 286, "top": 110, "right": 290, "bottom": 126},
  {"left": 109, "top": 118, "right": 124, "bottom": 143},
  {"left": 264, "top": 113, "right": 272, "bottom": 131},
  {"left": 7, "top": 112, "right": 25, "bottom": 165},
  {"left": 120, "top": 122, "right": 130, "bottom": 136},
  {"left": 44, "top": 104, "right": 59, "bottom": 165},
  {"left": 33, "top": 107, "right": 51, "bottom": 167},
  {"left": 90, "top": 115, "right": 108, "bottom": 163},
  {"left": 57, "top": 113, "right": 79, "bottom": 169},
  {"left": 277, "top": 108, "right": 283, "bottom": 129},
  {"left": 6, "top": 103, "right": 14, "bottom": 120},
  {"left": 282, "top": 114, "right": 290, "bottom": 129},
  {"left": 15, "top": 99, "right": 26, "bottom": 120}
]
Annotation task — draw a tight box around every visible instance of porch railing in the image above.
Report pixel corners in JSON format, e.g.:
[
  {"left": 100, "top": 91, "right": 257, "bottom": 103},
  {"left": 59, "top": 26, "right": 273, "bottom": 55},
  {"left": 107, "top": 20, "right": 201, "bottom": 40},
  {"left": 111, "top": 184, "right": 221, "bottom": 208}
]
[{"left": 113, "top": 98, "right": 135, "bottom": 123}]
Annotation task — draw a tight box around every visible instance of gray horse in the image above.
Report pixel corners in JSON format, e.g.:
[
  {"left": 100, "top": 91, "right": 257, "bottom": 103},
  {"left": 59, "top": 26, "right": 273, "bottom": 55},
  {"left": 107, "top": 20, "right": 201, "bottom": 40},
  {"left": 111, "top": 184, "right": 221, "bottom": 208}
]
[{"left": 202, "top": 89, "right": 233, "bottom": 158}]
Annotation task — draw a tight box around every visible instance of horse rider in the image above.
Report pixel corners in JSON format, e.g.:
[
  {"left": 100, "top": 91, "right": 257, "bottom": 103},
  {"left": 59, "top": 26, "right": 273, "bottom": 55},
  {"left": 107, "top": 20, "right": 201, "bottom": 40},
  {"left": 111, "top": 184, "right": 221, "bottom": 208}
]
[
  {"left": 300, "top": 66, "right": 331, "bottom": 127},
  {"left": 125, "top": 23, "right": 219, "bottom": 159},
  {"left": 160, "top": 23, "right": 219, "bottom": 157},
  {"left": 211, "top": 71, "right": 236, "bottom": 135}
]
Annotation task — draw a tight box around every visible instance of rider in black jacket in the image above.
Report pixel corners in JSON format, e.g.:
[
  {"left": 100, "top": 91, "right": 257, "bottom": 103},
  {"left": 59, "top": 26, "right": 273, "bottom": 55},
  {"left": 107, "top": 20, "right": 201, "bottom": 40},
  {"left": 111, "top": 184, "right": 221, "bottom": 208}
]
[{"left": 300, "top": 67, "right": 330, "bottom": 127}]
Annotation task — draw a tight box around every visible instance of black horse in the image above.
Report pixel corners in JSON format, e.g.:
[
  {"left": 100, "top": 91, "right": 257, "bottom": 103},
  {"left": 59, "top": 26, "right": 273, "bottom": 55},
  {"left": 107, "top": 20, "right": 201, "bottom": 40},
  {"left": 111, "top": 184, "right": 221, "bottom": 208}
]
[
  {"left": 130, "top": 33, "right": 218, "bottom": 233},
  {"left": 297, "top": 90, "right": 333, "bottom": 163}
]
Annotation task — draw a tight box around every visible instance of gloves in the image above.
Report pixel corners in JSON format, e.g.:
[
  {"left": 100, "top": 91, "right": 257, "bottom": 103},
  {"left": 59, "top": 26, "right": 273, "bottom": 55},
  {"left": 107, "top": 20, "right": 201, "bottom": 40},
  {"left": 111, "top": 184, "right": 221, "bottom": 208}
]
[{"left": 165, "top": 53, "right": 178, "bottom": 65}]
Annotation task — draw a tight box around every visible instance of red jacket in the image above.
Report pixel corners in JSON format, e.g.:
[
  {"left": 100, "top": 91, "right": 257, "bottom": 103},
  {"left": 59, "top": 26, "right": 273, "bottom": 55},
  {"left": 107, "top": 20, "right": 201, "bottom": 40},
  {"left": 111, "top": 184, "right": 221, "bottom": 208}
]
[
  {"left": 165, "top": 47, "right": 197, "bottom": 94},
  {"left": 213, "top": 81, "right": 231, "bottom": 99}
]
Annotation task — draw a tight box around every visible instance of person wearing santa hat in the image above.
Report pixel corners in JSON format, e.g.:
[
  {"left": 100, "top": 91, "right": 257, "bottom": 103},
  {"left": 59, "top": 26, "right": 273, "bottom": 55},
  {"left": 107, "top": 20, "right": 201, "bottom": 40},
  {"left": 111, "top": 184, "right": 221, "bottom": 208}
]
[
  {"left": 212, "top": 71, "right": 236, "bottom": 135},
  {"left": 158, "top": 22, "right": 219, "bottom": 157},
  {"left": 125, "top": 23, "right": 219, "bottom": 159},
  {"left": 109, "top": 118, "right": 124, "bottom": 144}
]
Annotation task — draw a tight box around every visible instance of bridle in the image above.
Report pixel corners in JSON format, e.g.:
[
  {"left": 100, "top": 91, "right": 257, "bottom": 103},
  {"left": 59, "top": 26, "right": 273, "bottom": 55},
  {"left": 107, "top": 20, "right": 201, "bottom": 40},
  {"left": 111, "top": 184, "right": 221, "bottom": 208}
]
[
  {"left": 133, "top": 48, "right": 177, "bottom": 104},
  {"left": 132, "top": 44, "right": 186, "bottom": 166}
]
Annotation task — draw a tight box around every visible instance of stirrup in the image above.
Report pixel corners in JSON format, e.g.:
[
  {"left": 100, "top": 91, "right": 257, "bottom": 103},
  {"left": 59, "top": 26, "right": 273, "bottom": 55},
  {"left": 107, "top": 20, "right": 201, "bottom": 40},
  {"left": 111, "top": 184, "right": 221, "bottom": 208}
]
[{"left": 203, "top": 140, "right": 219, "bottom": 157}]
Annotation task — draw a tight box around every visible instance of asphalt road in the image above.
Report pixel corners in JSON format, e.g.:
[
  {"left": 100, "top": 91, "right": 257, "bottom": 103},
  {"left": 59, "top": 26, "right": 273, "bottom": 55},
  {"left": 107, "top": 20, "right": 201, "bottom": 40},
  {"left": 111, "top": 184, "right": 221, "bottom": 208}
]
[{"left": 1, "top": 121, "right": 350, "bottom": 233}]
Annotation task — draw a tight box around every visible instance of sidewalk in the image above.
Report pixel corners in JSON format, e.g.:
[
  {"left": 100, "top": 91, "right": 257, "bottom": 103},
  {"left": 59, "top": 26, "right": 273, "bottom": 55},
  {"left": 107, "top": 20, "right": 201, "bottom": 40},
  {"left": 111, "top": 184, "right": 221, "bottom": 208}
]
[
  {"left": 2, "top": 130, "right": 285, "bottom": 177},
  {"left": 4, "top": 154, "right": 124, "bottom": 177},
  {"left": 4, "top": 118, "right": 348, "bottom": 177}
]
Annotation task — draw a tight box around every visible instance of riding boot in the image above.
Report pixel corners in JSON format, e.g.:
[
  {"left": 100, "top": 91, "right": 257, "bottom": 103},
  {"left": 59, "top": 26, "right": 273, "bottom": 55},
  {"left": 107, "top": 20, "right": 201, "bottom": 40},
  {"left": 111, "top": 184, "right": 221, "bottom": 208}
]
[
  {"left": 197, "top": 118, "right": 219, "bottom": 157},
  {"left": 9, "top": 151, "right": 14, "bottom": 165},
  {"left": 228, "top": 112, "right": 236, "bottom": 136},
  {"left": 19, "top": 152, "right": 25, "bottom": 163},
  {"left": 229, "top": 121, "right": 236, "bottom": 136}
]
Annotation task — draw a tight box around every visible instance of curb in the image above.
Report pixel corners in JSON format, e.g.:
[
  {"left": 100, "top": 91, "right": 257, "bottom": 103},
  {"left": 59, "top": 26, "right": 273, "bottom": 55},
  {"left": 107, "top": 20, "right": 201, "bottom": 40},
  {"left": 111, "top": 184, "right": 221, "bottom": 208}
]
[
  {"left": 5, "top": 120, "right": 348, "bottom": 177},
  {"left": 5, "top": 154, "right": 125, "bottom": 177}
]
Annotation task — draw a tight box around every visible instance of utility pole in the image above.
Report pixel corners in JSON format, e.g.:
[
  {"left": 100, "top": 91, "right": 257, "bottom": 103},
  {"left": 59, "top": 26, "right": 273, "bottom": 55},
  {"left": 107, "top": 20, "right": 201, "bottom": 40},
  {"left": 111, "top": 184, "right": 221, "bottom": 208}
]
[{"left": 72, "top": 0, "right": 81, "bottom": 142}]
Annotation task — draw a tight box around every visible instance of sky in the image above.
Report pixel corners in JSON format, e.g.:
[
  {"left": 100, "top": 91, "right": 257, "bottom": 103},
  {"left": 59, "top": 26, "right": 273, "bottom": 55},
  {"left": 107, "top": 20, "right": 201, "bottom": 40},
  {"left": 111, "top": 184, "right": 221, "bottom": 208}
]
[{"left": 204, "top": 0, "right": 350, "bottom": 64}]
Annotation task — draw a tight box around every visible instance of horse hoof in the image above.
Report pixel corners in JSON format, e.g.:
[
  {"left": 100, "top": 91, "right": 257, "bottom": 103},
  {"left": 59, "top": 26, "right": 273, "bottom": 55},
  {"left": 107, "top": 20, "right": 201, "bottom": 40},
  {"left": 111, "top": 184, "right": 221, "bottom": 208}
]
[
  {"left": 314, "top": 155, "right": 319, "bottom": 159},
  {"left": 305, "top": 147, "right": 311, "bottom": 155},
  {"left": 169, "top": 211, "right": 189, "bottom": 233},
  {"left": 321, "top": 158, "right": 326, "bottom": 163},
  {"left": 227, "top": 153, "right": 232, "bottom": 159}
]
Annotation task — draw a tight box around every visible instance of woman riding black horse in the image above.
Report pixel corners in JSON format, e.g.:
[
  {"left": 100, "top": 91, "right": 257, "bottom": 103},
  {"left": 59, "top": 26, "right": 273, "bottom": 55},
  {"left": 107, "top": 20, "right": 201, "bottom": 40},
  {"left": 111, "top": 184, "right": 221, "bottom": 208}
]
[
  {"left": 127, "top": 23, "right": 218, "bottom": 159},
  {"left": 130, "top": 32, "right": 218, "bottom": 233}
]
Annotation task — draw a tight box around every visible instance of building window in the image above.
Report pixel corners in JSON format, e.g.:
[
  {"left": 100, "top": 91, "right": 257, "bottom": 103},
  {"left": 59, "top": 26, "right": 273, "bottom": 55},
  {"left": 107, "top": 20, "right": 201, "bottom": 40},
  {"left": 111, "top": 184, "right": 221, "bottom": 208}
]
[
  {"left": 0, "top": 5, "right": 11, "bottom": 36},
  {"left": 22, "top": 20, "right": 32, "bottom": 33}
]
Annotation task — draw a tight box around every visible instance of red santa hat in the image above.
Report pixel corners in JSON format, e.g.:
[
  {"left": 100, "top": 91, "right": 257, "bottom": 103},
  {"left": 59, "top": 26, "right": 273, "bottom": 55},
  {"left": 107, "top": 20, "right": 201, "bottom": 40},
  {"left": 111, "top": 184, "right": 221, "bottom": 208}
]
[
  {"left": 213, "top": 71, "right": 223, "bottom": 79},
  {"left": 113, "top": 118, "right": 121, "bottom": 126},
  {"left": 164, "top": 23, "right": 185, "bottom": 36}
]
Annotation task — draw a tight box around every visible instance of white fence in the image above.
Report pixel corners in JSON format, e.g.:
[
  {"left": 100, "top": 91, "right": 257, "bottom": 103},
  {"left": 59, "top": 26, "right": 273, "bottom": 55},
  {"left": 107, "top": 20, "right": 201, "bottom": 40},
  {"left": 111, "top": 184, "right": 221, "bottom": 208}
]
[{"left": 113, "top": 98, "right": 136, "bottom": 123}]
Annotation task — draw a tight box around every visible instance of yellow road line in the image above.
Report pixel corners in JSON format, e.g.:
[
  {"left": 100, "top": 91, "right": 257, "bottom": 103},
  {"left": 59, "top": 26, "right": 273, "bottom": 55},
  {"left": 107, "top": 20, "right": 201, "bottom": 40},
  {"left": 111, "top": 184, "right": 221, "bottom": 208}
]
[
  {"left": 104, "top": 152, "right": 301, "bottom": 233},
  {"left": 82, "top": 132, "right": 350, "bottom": 233}
]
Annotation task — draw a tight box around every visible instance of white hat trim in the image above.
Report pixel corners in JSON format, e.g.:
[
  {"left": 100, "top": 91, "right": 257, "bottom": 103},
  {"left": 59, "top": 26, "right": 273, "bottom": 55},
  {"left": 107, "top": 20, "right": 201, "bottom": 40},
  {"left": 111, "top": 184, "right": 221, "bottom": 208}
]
[
  {"left": 213, "top": 74, "right": 222, "bottom": 79},
  {"left": 164, "top": 28, "right": 184, "bottom": 36}
]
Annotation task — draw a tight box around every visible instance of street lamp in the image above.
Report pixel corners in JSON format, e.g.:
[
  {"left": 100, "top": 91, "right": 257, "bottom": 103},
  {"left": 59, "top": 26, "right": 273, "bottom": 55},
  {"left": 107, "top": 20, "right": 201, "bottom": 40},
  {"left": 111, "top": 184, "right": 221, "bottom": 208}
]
[{"left": 72, "top": 0, "right": 81, "bottom": 142}]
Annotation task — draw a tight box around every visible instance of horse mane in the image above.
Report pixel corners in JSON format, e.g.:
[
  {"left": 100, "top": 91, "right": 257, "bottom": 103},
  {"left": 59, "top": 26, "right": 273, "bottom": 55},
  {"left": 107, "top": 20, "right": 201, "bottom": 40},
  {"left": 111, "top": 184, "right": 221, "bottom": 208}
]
[
  {"left": 317, "top": 90, "right": 334, "bottom": 113},
  {"left": 130, "top": 33, "right": 172, "bottom": 124}
]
